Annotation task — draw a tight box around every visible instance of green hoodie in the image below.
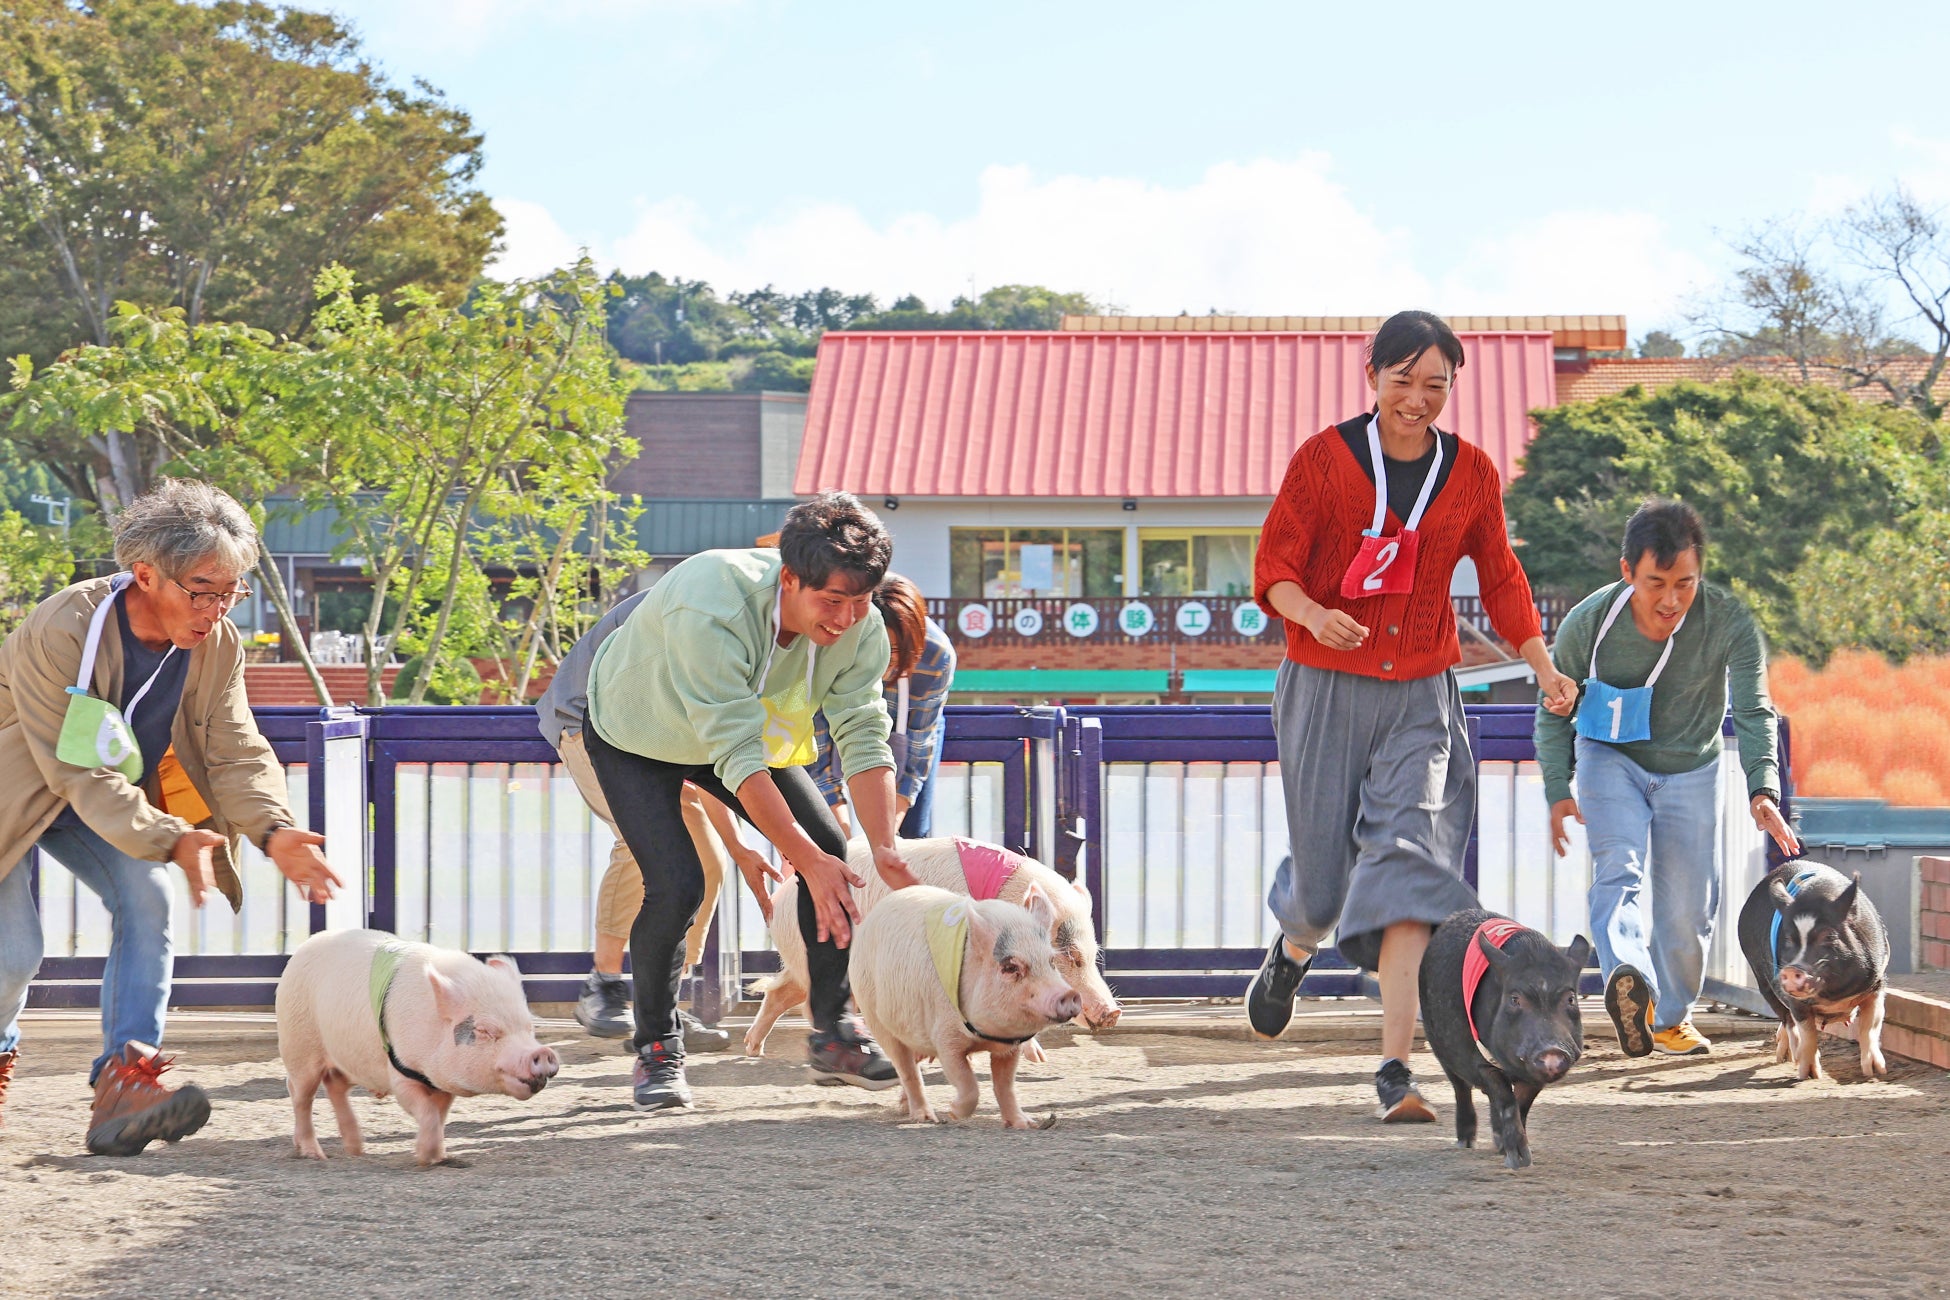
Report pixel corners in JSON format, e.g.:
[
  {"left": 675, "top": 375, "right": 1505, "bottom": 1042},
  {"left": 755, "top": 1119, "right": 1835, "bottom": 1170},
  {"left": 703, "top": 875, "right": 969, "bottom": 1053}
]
[{"left": 586, "top": 548, "right": 893, "bottom": 795}]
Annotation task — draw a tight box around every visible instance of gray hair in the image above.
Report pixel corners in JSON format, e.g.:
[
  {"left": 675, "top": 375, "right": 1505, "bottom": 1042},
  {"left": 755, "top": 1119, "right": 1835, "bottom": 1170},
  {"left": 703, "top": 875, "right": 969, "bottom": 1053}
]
[{"left": 112, "top": 479, "right": 259, "bottom": 579}]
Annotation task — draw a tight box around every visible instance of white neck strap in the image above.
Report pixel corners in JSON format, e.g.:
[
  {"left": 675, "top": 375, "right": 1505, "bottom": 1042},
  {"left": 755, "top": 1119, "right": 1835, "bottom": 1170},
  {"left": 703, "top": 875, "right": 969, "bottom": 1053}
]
[
  {"left": 1589, "top": 583, "right": 1686, "bottom": 686},
  {"left": 1365, "top": 414, "right": 1444, "bottom": 536},
  {"left": 74, "top": 573, "right": 177, "bottom": 719},
  {"left": 759, "top": 583, "right": 817, "bottom": 696}
]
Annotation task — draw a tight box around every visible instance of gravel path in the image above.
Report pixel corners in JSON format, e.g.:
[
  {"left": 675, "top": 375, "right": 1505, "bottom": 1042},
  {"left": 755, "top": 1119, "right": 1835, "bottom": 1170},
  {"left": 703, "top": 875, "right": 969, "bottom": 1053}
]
[{"left": 2, "top": 1013, "right": 1944, "bottom": 1298}]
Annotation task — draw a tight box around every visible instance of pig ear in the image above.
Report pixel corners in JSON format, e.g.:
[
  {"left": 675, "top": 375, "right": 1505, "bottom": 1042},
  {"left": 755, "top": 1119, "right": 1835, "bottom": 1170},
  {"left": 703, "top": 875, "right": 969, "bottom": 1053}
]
[
  {"left": 1020, "top": 881, "right": 1057, "bottom": 932},
  {"left": 1069, "top": 878, "right": 1095, "bottom": 917},
  {"left": 1767, "top": 875, "right": 1795, "bottom": 913},
  {"left": 425, "top": 964, "right": 468, "bottom": 1024},
  {"left": 485, "top": 953, "right": 523, "bottom": 980},
  {"left": 1475, "top": 929, "right": 1513, "bottom": 971},
  {"left": 1562, "top": 935, "right": 1593, "bottom": 972},
  {"left": 1834, "top": 874, "right": 1861, "bottom": 917}
]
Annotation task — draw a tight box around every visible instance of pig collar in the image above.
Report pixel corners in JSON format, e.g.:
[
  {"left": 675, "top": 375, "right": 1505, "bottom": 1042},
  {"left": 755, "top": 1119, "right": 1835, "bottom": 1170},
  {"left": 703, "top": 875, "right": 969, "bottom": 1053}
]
[
  {"left": 369, "top": 941, "right": 439, "bottom": 1091},
  {"left": 1768, "top": 866, "right": 1822, "bottom": 961},
  {"left": 1461, "top": 917, "right": 1526, "bottom": 1065},
  {"left": 926, "top": 898, "right": 1039, "bottom": 1046}
]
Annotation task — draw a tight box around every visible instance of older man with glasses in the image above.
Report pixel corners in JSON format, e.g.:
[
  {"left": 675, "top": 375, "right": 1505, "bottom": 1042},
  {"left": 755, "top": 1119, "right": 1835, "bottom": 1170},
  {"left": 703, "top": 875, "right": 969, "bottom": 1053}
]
[{"left": 0, "top": 479, "right": 344, "bottom": 1155}]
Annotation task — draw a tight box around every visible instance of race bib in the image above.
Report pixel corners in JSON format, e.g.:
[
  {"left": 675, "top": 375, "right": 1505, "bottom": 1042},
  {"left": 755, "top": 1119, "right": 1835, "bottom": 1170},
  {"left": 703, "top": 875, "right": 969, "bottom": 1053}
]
[
  {"left": 56, "top": 690, "right": 145, "bottom": 781},
  {"left": 1575, "top": 678, "right": 1654, "bottom": 744},
  {"left": 1340, "top": 527, "right": 1421, "bottom": 599}
]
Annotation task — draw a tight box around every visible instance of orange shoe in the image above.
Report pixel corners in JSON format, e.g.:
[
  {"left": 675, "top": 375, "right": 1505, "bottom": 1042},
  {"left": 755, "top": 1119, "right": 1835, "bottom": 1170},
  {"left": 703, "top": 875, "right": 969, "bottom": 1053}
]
[
  {"left": 0, "top": 1049, "right": 16, "bottom": 1126},
  {"left": 85, "top": 1042, "right": 211, "bottom": 1156}
]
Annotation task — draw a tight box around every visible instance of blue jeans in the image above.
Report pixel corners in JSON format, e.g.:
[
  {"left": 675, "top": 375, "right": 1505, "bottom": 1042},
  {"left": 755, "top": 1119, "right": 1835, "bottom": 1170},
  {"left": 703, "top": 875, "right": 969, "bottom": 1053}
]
[
  {"left": 897, "top": 722, "right": 943, "bottom": 839},
  {"left": 0, "top": 820, "right": 175, "bottom": 1081},
  {"left": 1576, "top": 738, "right": 1721, "bottom": 1031}
]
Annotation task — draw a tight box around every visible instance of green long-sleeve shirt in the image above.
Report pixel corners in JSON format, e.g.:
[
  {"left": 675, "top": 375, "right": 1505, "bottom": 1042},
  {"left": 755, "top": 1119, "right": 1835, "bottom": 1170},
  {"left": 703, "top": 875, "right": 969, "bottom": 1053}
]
[
  {"left": 1534, "top": 579, "right": 1781, "bottom": 807},
  {"left": 585, "top": 548, "right": 893, "bottom": 795}
]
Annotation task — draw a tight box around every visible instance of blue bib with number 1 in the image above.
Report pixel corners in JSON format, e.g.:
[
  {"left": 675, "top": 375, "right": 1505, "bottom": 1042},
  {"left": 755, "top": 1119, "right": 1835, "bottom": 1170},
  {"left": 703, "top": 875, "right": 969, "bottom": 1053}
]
[{"left": 1574, "top": 584, "right": 1684, "bottom": 745}]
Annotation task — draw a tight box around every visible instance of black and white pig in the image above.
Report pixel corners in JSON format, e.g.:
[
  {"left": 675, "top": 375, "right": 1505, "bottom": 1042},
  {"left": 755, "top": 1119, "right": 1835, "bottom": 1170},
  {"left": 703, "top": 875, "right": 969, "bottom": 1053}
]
[
  {"left": 1419, "top": 908, "right": 1592, "bottom": 1171},
  {"left": 1737, "top": 860, "right": 1889, "bottom": 1082}
]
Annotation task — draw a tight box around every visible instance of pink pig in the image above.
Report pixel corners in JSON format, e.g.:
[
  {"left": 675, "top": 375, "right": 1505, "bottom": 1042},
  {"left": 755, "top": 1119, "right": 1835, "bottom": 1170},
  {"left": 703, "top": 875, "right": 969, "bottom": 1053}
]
[
  {"left": 850, "top": 884, "right": 1082, "bottom": 1129},
  {"left": 275, "top": 928, "right": 560, "bottom": 1166},
  {"left": 746, "top": 836, "right": 1119, "bottom": 1056}
]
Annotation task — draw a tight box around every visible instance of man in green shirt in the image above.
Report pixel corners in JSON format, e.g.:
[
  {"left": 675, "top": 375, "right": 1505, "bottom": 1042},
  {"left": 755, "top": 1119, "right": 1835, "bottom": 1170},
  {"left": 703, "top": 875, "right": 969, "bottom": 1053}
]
[
  {"left": 583, "top": 493, "right": 917, "bottom": 1111},
  {"left": 1536, "top": 500, "right": 1798, "bottom": 1058}
]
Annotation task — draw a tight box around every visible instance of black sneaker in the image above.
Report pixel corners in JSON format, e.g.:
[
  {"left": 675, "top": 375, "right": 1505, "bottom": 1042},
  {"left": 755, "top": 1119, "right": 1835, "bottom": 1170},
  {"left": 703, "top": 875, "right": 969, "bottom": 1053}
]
[
  {"left": 1244, "top": 935, "right": 1311, "bottom": 1040},
  {"left": 1605, "top": 964, "right": 1655, "bottom": 1058},
  {"left": 575, "top": 971, "right": 633, "bottom": 1040},
  {"left": 1375, "top": 1058, "right": 1435, "bottom": 1123},
  {"left": 632, "top": 1039, "right": 692, "bottom": 1112},
  {"left": 807, "top": 1022, "right": 900, "bottom": 1091},
  {"left": 679, "top": 1009, "right": 730, "bottom": 1054}
]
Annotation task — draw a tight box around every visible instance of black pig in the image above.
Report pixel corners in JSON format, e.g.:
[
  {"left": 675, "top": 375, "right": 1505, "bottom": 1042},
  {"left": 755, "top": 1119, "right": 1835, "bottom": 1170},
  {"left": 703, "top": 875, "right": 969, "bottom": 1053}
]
[
  {"left": 1419, "top": 908, "right": 1592, "bottom": 1170},
  {"left": 1737, "top": 860, "right": 1888, "bottom": 1082}
]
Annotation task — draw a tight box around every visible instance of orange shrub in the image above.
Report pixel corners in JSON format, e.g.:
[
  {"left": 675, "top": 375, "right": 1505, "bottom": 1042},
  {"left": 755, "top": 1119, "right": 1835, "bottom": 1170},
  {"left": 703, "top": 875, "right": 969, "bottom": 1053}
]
[
  {"left": 1779, "top": 651, "right": 1950, "bottom": 806},
  {"left": 1883, "top": 769, "right": 1949, "bottom": 808},
  {"left": 1797, "top": 759, "right": 1877, "bottom": 799}
]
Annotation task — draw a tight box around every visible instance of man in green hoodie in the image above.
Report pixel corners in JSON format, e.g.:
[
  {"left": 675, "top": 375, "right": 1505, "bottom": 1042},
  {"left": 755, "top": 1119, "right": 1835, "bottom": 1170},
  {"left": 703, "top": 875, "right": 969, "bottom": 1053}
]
[{"left": 583, "top": 492, "right": 917, "bottom": 1110}]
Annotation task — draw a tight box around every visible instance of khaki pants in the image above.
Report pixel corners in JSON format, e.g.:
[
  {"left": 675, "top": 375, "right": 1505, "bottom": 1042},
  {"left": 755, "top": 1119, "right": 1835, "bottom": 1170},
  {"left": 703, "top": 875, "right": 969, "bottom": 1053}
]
[{"left": 558, "top": 729, "right": 727, "bottom": 970}]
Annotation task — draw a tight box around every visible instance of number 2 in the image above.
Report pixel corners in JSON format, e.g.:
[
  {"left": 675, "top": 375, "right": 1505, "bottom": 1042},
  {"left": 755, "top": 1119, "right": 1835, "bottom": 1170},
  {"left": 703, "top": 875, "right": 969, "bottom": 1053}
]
[
  {"left": 1362, "top": 541, "right": 1400, "bottom": 592},
  {"left": 1606, "top": 695, "right": 1624, "bottom": 739}
]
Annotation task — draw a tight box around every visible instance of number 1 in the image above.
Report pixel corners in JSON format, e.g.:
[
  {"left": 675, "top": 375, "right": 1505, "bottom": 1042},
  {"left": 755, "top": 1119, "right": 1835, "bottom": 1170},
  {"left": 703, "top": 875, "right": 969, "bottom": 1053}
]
[{"left": 1606, "top": 695, "right": 1624, "bottom": 739}]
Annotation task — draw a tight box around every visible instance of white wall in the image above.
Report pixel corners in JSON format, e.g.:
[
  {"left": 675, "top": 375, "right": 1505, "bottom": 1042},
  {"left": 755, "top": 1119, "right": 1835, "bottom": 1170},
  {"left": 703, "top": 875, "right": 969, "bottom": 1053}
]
[
  {"left": 878, "top": 497, "right": 1482, "bottom": 599},
  {"left": 877, "top": 498, "right": 1275, "bottom": 597}
]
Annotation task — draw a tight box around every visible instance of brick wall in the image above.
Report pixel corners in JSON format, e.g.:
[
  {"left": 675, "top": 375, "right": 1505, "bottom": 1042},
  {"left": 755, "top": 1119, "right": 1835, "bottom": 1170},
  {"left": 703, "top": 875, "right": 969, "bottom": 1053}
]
[
  {"left": 1922, "top": 856, "right": 1950, "bottom": 971},
  {"left": 613, "top": 394, "right": 762, "bottom": 499}
]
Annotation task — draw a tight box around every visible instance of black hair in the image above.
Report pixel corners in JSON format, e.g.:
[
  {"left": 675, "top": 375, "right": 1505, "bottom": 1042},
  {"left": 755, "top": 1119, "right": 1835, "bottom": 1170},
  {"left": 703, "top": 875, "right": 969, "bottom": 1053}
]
[
  {"left": 1368, "top": 310, "right": 1466, "bottom": 377},
  {"left": 1621, "top": 498, "right": 1707, "bottom": 571},
  {"left": 779, "top": 491, "right": 892, "bottom": 595}
]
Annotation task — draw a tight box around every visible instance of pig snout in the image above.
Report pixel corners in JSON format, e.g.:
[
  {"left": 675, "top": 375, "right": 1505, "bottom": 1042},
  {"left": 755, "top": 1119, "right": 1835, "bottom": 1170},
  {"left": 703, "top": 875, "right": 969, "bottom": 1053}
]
[
  {"left": 1778, "top": 965, "right": 1818, "bottom": 999},
  {"left": 507, "top": 1044, "right": 560, "bottom": 1098},
  {"left": 1043, "top": 988, "right": 1083, "bottom": 1024},
  {"left": 1083, "top": 999, "right": 1122, "bottom": 1030},
  {"left": 1530, "top": 1048, "right": 1574, "bottom": 1083}
]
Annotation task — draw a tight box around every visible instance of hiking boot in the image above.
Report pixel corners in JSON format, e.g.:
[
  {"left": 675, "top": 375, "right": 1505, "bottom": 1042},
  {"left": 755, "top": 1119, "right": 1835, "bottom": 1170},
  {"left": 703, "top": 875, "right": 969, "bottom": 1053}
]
[
  {"left": 679, "top": 1009, "right": 730, "bottom": 1054},
  {"left": 632, "top": 1039, "right": 693, "bottom": 1112},
  {"left": 1244, "top": 935, "right": 1312, "bottom": 1040},
  {"left": 807, "top": 1021, "right": 900, "bottom": 1091},
  {"left": 1605, "top": 964, "right": 1655, "bottom": 1058},
  {"left": 86, "top": 1042, "right": 211, "bottom": 1156},
  {"left": 1652, "top": 1021, "right": 1711, "bottom": 1057},
  {"left": 1374, "top": 1057, "right": 1436, "bottom": 1123},
  {"left": 0, "top": 1049, "right": 16, "bottom": 1127},
  {"left": 575, "top": 970, "right": 633, "bottom": 1040}
]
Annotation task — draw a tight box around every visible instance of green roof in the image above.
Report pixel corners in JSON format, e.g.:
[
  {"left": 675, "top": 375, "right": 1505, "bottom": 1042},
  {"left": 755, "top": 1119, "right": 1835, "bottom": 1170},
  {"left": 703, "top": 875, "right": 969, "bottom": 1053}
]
[
  {"left": 952, "top": 669, "right": 1170, "bottom": 694},
  {"left": 1180, "top": 669, "right": 1277, "bottom": 694}
]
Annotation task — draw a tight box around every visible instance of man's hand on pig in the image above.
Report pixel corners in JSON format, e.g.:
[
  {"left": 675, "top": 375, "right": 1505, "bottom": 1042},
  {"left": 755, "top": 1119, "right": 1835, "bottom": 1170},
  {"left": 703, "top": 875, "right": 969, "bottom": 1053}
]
[
  {"left": 793, "top": 847, "right": 864, "bottom": 945},
  {"left": 870, "top": 840, "right": 920, "bottom": 892}
]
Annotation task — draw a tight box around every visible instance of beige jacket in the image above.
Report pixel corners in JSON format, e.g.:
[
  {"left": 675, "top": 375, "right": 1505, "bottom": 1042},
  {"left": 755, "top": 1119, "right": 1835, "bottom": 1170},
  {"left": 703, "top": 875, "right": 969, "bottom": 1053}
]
[{"left": 0, "top": 576, "right": 293, "bottom": 909}]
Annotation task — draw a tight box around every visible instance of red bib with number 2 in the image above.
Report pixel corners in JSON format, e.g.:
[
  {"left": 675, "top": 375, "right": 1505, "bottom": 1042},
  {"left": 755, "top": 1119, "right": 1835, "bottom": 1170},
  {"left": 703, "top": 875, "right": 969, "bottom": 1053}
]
[
  {"left": 1341, "top": 528, "right": 1421, "bottom": 597},
  {"left": 1338, "top": 415, "right": 1443, "bottom": 600}
]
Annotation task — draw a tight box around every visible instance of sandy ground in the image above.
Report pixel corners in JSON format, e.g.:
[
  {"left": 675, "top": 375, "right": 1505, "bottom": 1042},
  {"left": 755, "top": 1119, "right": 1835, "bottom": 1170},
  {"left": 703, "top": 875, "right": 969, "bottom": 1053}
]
[{"left": 2, "top": 1007, "right": 1945, "bottom": 1300}]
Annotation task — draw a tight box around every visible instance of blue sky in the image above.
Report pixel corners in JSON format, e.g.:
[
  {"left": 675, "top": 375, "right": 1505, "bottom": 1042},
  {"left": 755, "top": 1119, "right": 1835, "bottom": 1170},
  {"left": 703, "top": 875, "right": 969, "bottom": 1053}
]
[{"left": 322, "top": 0, "right": 1950, "bottom": 342}]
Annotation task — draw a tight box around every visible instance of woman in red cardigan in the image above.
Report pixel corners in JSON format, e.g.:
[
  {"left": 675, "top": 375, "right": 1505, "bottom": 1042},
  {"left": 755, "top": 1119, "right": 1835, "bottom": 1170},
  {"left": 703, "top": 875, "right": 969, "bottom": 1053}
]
[{"left": 1245, "top": 311, "right": 1577, "bottom": 1122}]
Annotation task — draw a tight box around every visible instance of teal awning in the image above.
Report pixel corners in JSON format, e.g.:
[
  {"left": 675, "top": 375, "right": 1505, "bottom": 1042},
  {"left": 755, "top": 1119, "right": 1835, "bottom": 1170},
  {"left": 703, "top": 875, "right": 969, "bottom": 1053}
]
[
  {"left": 952, "top": 669, "right": 1170, "bottom": 694},
  {"left": 1180, "top": 669, "right": 1277, "bottom": 694}
]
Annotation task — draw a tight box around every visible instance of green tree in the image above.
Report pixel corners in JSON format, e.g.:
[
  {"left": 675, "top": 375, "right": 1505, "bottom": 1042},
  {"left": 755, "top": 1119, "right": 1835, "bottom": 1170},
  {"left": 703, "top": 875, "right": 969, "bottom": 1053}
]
[
  {"left": 0, "top": 0, "right": 500, "bottom": 507},
  {"left": 1636, "top": 330, "right": 1685, "bottom": 359},
  {"left": 0, "top": 507, "right": 73, "bottom": 637},
  {"left": 1507, "top": 375, "right": 1949, "bottom": 659}
]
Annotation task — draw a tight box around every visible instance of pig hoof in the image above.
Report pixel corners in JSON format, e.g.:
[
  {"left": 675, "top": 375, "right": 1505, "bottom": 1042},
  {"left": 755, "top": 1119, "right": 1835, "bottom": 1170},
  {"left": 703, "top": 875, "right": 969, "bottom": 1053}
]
[
  {"left": 1862, "top": 1052, "right": 1888, "bottom": 1080},
  {"left": 1454, "top": 1138, "right": 1473, "bottom": 1150},
  {"left": 1503, "top": 1148, "right": 1531, "bottom": 1171},
  {"left": 1021, "top": 1038, "right": 1047, "bottom": 1065},
  {"left": 1036, "top": 1113, "right": 1058, "bottom": 1131},
  {"left": 294, "top": 1139, "right": 326, "bottom": 1161}
]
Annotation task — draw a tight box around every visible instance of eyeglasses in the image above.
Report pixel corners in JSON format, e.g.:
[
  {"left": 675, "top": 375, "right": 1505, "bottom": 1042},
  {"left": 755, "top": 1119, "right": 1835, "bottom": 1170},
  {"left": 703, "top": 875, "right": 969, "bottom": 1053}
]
[{"left": 170, "top": 579, "right": 253, "bottom": 613}]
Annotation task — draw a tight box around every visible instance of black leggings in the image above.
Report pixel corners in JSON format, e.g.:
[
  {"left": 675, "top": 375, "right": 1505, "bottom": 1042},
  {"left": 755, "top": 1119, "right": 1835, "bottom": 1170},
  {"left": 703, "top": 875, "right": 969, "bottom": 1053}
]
[{"left": 581, "top": 723, "right": 852, "bottom": 1050}]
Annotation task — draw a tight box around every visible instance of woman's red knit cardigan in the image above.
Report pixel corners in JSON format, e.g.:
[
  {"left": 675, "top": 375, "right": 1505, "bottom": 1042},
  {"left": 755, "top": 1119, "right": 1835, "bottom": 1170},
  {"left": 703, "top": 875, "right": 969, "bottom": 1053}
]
[{"left": 1253, "top": 425, "right": 1543, "bottom": 681}]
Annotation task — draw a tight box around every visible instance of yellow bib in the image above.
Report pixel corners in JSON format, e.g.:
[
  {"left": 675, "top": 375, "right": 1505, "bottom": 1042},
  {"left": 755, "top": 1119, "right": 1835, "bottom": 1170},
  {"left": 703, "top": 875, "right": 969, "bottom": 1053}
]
[{"left": 758, "top": 584, "right": 818, "bottom": 768}]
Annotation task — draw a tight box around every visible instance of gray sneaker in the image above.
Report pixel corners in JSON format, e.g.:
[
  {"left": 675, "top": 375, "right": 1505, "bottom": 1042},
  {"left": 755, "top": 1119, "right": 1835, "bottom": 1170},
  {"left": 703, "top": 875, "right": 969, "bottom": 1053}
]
[{"left": 574, "top": 971, "right": 633, "bottom": 1039}]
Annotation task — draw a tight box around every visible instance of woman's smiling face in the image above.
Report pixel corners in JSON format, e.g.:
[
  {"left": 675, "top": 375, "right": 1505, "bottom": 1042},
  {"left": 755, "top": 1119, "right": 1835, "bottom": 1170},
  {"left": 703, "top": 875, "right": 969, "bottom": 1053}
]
[{"left": 1366, "top": 347, "right": 1454, "bottom": 444}]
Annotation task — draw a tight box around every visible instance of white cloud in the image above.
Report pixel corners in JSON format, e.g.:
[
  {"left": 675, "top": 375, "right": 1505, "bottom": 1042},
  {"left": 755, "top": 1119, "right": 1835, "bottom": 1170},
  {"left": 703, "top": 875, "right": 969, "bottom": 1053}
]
[
  {"left": 486, "top": 198, "right": 591, "bottom": 280},
  {"left": 498, "top": 156, "right": 1720, "bottom": 333},
  {"left": 1436, "top": 211, "right": 1716, "bottom": 335}
]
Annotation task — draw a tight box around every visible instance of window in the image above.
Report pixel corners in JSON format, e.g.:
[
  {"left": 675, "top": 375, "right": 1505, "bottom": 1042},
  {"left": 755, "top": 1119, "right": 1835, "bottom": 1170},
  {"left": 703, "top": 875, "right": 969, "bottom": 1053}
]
[
  {"left": 950, "top": 529, "right": 1123, "bottom": 598},
  {"left": 1137, "top": 529, "right": 1259, "bottom": 597}
]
